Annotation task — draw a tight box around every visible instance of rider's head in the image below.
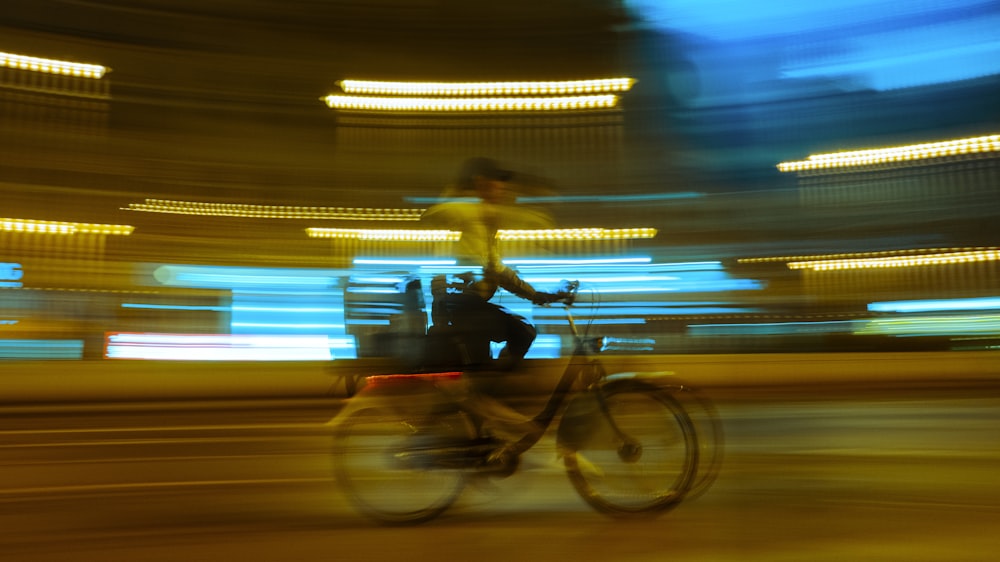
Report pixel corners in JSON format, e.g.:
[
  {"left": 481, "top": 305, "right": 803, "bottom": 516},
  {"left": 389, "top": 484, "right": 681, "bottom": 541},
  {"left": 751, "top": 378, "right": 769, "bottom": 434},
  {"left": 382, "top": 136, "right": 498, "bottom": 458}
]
[{"left": 456, "top": 157, "right": 515, "bottom": 205}]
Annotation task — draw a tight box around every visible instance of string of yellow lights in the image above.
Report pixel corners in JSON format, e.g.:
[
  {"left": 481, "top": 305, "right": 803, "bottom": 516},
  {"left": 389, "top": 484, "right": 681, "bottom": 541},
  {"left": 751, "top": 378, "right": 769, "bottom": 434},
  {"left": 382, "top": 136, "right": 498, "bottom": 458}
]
[
  {"left": 737, "top": 247, "right": 992, "bottom": 264},
  {"left": 306, "top": 227, "right": 657, "bottom": 242},
  {"left": 306, "top": 228, "right": 461, "bottom": 242},
  {"left": 0, "top": 51, "right": 108, "bottom": 79},
  {"left": 338, "top": 78, "right": 635, "bottom": 96},
  {"left": 786, "top": 248, "right": 1000, "bottom": 271},
  {"left": 777, "top": 134, "right": 999, "bottom": 172},
  {"left": 1, "top": 218, "right": 133, "bottom": 235},
  {"left": 322, "top": 94, "right": 619, "bottom": 112},
  {"left": 497, "top": 227, "right": 657, "bottom": 241},
  {"left": 123, "top": 199, "right": 425, "bottom": 221}
]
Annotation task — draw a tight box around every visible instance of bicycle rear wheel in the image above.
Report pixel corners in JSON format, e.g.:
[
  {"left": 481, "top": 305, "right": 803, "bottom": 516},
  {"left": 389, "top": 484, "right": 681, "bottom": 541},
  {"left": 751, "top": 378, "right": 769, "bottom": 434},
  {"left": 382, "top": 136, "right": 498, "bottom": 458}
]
[
  {"left": 333, "top": 406, "right": 474, "bottom": 525},
  {"left": 562, "top": 379, "right": 699, "bottom": 517}
]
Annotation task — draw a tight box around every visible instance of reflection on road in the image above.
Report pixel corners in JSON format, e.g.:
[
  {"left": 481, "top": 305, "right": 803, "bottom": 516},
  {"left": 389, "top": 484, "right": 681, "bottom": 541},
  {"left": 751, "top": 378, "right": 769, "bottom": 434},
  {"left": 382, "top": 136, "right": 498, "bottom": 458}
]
[{"left": 1, "top": 386, "right": 999, "bottom": 561}]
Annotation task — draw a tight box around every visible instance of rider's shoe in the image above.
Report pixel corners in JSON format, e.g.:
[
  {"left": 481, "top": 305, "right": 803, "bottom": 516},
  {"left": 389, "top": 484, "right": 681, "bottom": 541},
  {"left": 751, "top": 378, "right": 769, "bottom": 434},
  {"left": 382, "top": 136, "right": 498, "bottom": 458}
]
[
  {"left": 557, "top": 446, "right": 604, "bottom": 478},
  {"left": 574, "top": 452, "right": 604, "bottom": 478}
]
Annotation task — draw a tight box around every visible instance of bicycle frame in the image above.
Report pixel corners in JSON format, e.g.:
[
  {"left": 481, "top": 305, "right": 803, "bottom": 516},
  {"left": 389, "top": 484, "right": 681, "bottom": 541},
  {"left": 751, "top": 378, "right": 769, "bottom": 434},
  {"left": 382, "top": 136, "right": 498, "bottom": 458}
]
[{"left": 504, "top": 302, "right": 611, "bottom": 454}]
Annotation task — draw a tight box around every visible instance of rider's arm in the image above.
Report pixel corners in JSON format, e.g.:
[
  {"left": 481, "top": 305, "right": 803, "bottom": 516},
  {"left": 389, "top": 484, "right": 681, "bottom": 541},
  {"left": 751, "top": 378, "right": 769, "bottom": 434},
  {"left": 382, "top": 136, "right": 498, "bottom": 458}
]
[{"left": 487, "top": 264, "right": 559, "bottom": 305}]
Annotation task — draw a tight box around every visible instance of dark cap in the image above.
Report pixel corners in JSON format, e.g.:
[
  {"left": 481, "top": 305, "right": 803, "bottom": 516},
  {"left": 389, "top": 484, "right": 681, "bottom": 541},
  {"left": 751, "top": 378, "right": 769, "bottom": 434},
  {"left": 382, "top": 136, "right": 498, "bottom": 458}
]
[{"left": 456, "top": 156, "right": 513, "bottom": 191}]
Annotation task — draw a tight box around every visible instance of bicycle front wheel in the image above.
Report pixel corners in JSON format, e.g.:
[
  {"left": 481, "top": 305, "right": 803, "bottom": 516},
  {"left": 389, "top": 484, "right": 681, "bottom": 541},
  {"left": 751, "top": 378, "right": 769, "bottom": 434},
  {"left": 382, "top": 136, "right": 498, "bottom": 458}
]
[
  {"left": 562, "top": 379, "right": 699, "bottom": 518},
  {"left": 333, "top": 406, "right": 473, "bottom": 525}
]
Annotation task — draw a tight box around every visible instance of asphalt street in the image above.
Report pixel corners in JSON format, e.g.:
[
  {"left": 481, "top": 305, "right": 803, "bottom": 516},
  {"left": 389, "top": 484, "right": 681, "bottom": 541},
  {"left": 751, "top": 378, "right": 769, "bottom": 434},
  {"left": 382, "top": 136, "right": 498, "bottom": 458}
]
[{"left": 1, "top": 380, "right": 998, "bottom": 561}]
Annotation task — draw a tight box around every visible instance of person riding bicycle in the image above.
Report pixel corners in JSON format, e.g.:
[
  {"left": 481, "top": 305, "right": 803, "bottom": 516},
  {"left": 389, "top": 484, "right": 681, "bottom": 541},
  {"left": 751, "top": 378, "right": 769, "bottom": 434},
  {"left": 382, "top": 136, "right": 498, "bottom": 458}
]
[
  {"left": 422, "top": 156, "right": 564, "bottom": 368},
  {"left": 420, "top": 157, "right": 565, "bottom": 456}
]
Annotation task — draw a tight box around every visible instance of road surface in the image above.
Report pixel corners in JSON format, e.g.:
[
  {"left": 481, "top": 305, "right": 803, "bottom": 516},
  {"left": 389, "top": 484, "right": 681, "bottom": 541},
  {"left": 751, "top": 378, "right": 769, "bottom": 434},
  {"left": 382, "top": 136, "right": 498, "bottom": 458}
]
[{"left": 1, "top": 383, "right": 998, "bottom": 561}]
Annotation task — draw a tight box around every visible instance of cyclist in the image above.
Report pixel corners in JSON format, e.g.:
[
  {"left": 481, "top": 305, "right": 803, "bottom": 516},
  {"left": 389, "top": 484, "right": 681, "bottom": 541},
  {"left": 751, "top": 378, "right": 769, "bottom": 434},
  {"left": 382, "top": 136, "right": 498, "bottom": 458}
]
[{"left": 421, "top": 157, "right": 564, "bottom": 455}]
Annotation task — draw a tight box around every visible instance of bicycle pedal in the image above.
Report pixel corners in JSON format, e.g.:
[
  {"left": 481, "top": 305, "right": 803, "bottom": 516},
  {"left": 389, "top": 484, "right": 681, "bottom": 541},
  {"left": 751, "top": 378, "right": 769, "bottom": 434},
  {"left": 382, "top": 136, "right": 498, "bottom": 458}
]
[{"left": 478, "top": 446, "right": 520, "bottom": 477}]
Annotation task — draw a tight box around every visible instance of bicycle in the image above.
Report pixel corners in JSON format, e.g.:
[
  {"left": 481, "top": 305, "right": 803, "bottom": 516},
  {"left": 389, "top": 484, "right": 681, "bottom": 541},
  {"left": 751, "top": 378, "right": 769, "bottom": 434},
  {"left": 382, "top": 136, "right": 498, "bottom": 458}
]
[{"left": 329, "top": 280, "right": 723, "bottom": 524}]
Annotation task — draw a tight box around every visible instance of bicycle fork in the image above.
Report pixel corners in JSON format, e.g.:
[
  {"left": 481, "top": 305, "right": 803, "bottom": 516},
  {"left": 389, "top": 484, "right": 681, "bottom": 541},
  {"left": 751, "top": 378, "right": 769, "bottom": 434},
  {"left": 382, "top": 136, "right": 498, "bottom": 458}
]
[{"left": 592, "top": 385, "right": 644, "bottom": 463}]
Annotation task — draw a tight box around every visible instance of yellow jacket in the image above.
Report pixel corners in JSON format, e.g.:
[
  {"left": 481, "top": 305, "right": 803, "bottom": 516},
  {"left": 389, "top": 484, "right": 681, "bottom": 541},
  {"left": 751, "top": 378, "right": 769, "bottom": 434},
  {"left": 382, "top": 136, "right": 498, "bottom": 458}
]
[{"left": 421, "top": 200, "right": 553, "bottom": 300}]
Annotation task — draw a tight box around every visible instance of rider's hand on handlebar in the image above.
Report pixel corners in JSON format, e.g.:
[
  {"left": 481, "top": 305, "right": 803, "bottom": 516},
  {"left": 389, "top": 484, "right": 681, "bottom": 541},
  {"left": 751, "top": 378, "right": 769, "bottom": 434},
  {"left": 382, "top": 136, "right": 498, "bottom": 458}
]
[
  {"left": 531, "top": 280, "right": 580, "bottom": 306},
  {"left": 530, "top": 291, "right": 563, "bottom": 306}
]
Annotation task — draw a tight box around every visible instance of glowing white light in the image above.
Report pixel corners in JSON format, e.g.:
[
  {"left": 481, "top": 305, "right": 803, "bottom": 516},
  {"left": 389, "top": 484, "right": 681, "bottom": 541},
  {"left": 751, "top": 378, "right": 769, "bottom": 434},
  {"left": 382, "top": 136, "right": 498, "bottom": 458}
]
[
  {"left": 1, "top": 218, "right": 133, "bottom": 236},
  {"left": 338, "top": 78, "right": 635, "bottom": 96},
  {"left": 868, "top": 297, "right": 1000, "bottom": 313},
  {"left": 504, "top": 257, "right": 653, "bottom": 266},
  {"left": 323, "top": 94, "right": 619, "bottom": 112},
  {"left": 0, "top": 51, "right": 108, "bottom": 78},
  {"left": 104, "top": 333, "right": 351, "bottom": 361}
]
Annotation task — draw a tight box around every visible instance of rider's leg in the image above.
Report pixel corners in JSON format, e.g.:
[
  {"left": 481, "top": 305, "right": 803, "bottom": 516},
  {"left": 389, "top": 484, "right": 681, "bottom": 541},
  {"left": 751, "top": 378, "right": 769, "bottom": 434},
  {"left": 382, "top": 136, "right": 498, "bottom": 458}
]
[
  {"left": 487, "top": 303, "right": 537, "bottom": 370},
  {"left": 440, "top": 297, "right": 542, "bottom": 453},
  {"left": 462, "top": 371, "right": 540, "bottom": 441}
]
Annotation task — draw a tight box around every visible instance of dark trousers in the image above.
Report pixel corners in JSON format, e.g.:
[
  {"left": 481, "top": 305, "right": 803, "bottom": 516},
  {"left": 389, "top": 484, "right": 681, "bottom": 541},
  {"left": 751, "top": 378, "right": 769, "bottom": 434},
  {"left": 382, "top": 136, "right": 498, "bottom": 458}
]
[{"left": 433, "top": 292, "right": 537, "bottom": 368}]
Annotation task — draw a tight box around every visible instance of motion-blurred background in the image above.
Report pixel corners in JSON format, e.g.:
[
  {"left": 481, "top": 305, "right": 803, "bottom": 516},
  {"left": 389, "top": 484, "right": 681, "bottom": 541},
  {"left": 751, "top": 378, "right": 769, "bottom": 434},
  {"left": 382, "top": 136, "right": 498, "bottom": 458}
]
[
  {"left": 2, "top": 0, "right": 999, "bottom": 360},
  {"left": 2, "top": 4, "right": 1000, "bottom": 561}
]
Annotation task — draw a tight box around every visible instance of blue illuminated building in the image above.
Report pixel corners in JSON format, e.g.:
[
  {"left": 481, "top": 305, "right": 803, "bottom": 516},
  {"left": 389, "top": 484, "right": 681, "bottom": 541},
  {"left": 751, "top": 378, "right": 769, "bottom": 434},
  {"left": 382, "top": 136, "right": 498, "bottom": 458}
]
[{"left": 622, "top": 0, "right": 1000, "bottom": 187}]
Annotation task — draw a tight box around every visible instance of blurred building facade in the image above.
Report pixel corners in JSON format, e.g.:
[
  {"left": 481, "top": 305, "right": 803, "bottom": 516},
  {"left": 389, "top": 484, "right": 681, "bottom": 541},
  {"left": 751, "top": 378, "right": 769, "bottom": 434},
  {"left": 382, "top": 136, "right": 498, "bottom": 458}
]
[{"left": 2, "top": 1, "right": 999, "bottom": 359}]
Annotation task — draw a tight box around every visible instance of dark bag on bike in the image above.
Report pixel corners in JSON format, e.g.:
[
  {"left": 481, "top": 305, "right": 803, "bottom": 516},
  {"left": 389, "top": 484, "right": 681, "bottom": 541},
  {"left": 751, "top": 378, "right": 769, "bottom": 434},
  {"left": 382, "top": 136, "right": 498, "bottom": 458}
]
[{"left": 422, "top": 273, "right": 492, "bottom": 369}]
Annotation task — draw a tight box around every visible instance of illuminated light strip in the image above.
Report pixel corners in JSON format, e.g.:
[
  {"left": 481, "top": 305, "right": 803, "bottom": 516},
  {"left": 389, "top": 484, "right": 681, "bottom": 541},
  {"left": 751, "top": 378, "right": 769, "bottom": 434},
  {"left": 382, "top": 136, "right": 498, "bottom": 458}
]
[
  {"left": 855, "top": 315, "right": 1000, "bottom": 337},
  {"left": 0, "top": 339, "right": 85, "bottom": 359},
  {"left": 323, "top": 94, "right": 618, "bottom": 112},
  {"left": 497, "top": 227, "right": 656, "bottom": 241},
  {"left": 534, "top": 318, "right": 648, "bottom": 325},
  {"left": 308, "top": 227, "right": 656, "bottom": 242},
  {"left": 338, "top": 78, "right": 635, "bottom": 96},
  {"left": 104, "top": 333, "right": 357, "bottom": 361},
  {"left": 868, "top": 297, "right": 1000, "bottom": 313},
  {"left": 306, "top": 228, "right": 461, "bottom": 241},
  {"left": 0, "top": 51, "right": 108, "bottom": 79},
  {"left": 0, "top": 218, "right": 134, "bottom": 236},
  {"left": 124, "top": 199, "right": 424, "bottom": 221},
  {"left": 505, "top": 257, "right": 652, "bottom": 266},
  {"left": 688, "top": 321, "right": 858, "bottom": 336},
  {"left": 777, "top": 134, "right": 1000, "bottom": 171},
  {"left": 739, "top": 247, "right": 998, "bottom": 264},
  {"left": 353, "top": 258, "right": 457, "bottom": 267},
  {"left": 406, "top": 192, "right": 704, "bottom": 205},
  {"left": 788, "top": 249, "right": 1000, "bottom": 271}
]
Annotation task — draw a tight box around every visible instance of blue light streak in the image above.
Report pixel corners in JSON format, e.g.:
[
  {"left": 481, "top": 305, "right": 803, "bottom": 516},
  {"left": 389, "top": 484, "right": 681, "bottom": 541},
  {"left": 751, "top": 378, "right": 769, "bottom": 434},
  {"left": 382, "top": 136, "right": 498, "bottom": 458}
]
[
  {"left": 505, "top": 257, "right": 652, "bottom": 266},
  {"left": 231, "top": 322, "right": 348, "bottom": 330},
  {"left": 231, "top": 306, "right": 344, "bottom": 313},
  {"left": 0, "top": 339, "right": 84, "bottom": 359},
  {"left": 868, "top": 297, "right": 1000, "bottom": 313},
  {"left": 153, "top": 265, "right": 343, "bottom": 290},
  {"left": 534, "top": 318, "right": 648, "bottom": 325}
]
